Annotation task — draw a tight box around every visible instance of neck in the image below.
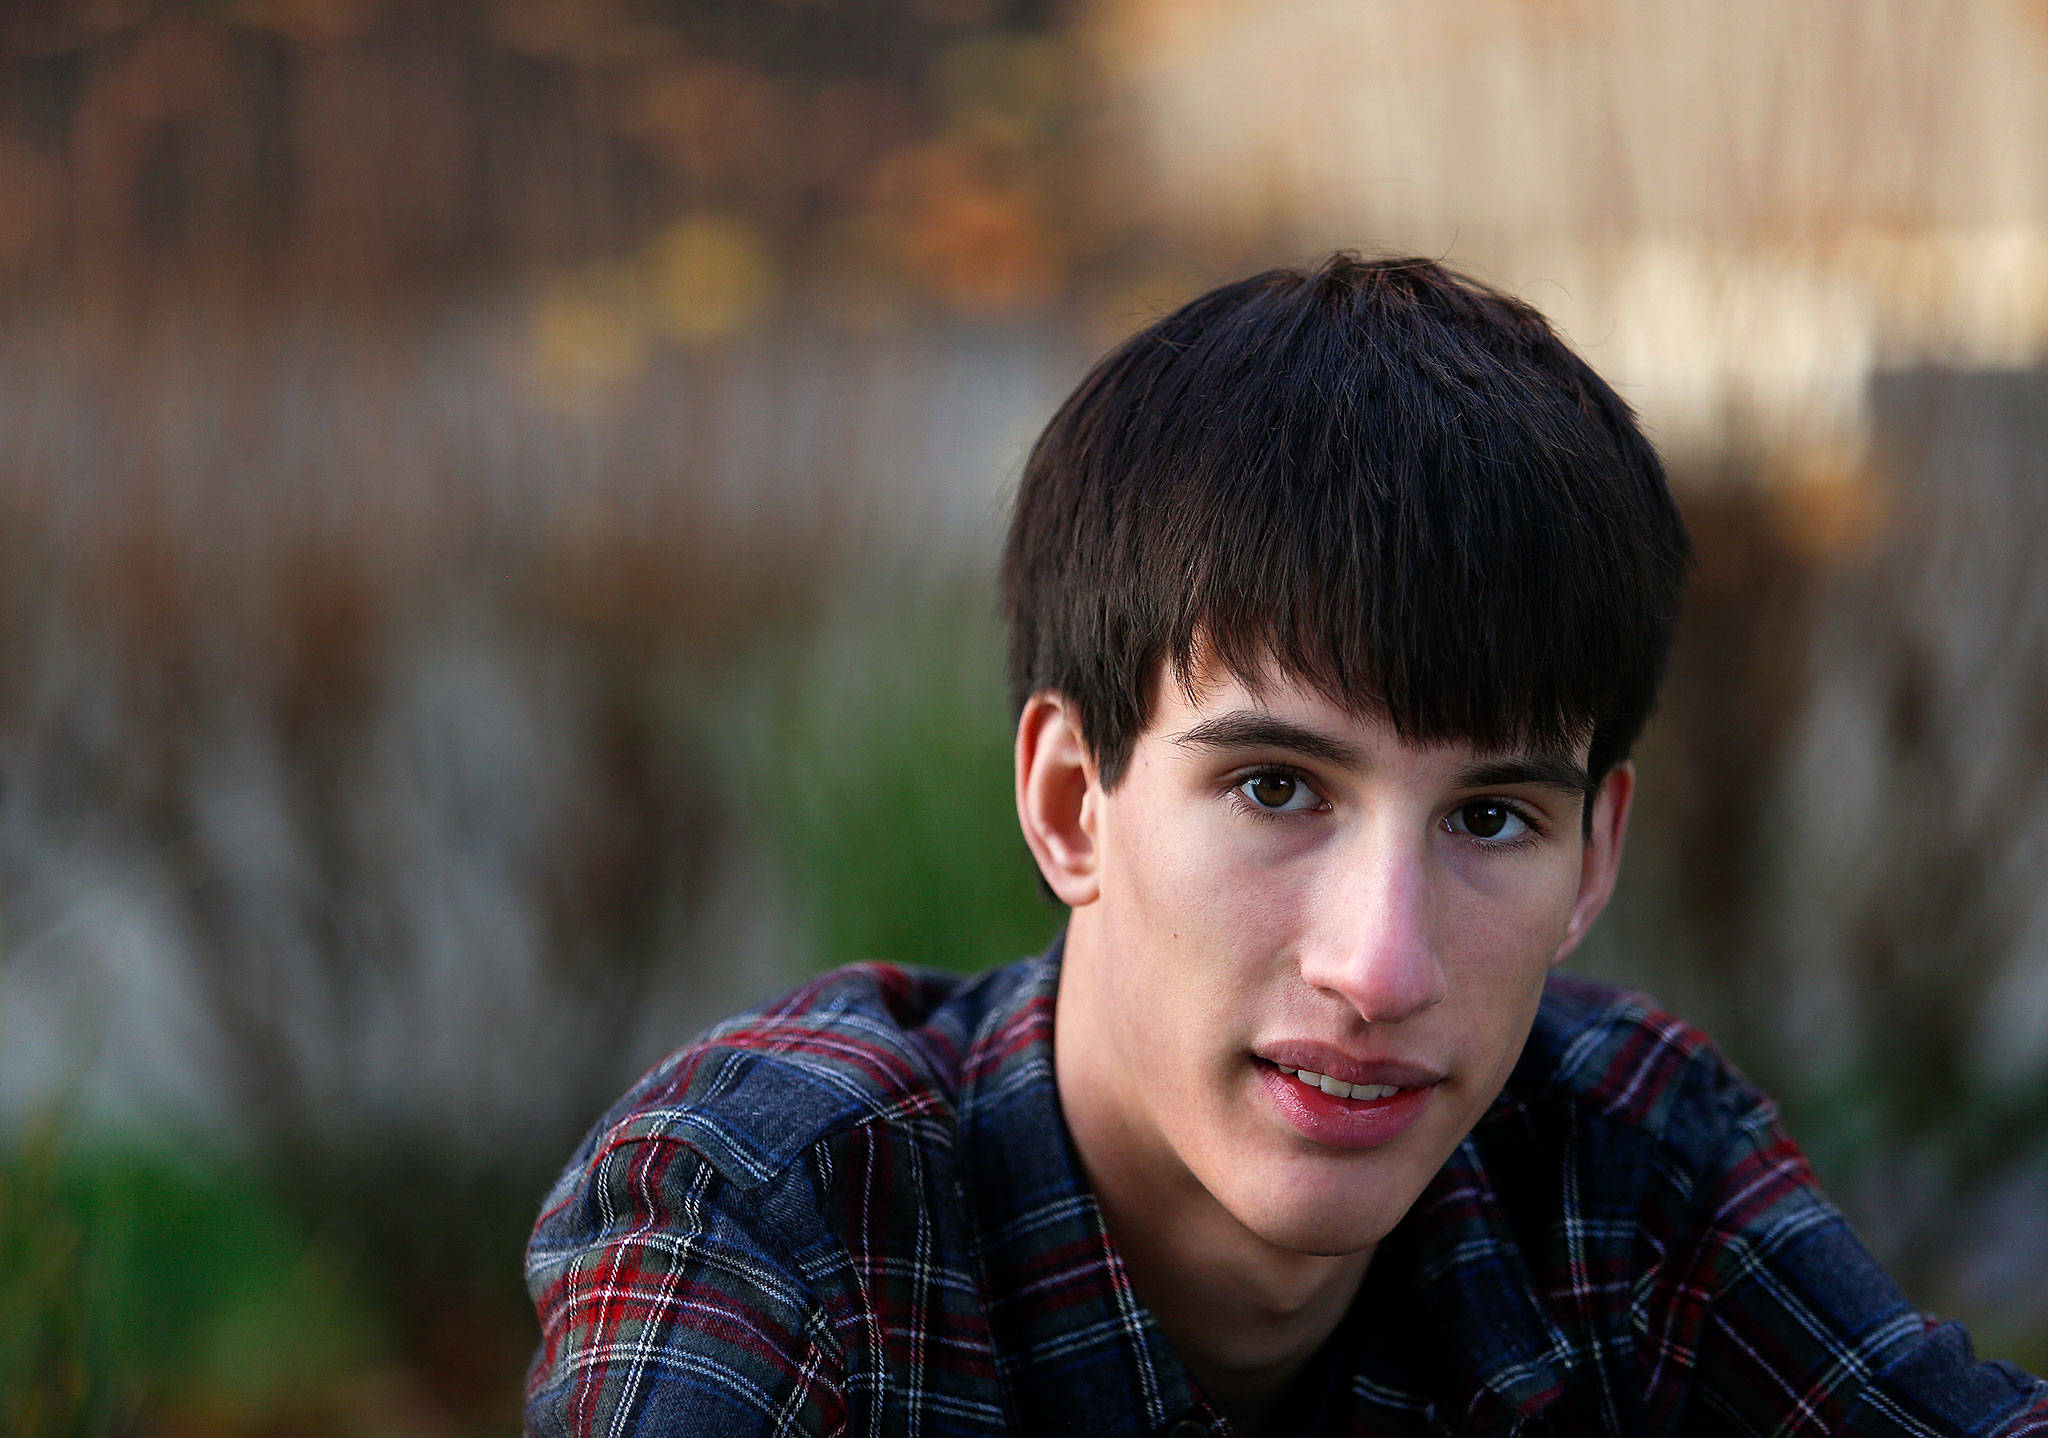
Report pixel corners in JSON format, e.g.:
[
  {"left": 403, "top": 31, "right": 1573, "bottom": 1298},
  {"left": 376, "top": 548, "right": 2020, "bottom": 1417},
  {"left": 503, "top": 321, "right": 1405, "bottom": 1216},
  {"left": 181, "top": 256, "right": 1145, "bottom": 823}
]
[
  {"left": 1107, "top": 1191, "right": 1369, "bottom": 1434},
  {"left": 1053, "top": 927, "right": 1372, "bottom": 1434}
]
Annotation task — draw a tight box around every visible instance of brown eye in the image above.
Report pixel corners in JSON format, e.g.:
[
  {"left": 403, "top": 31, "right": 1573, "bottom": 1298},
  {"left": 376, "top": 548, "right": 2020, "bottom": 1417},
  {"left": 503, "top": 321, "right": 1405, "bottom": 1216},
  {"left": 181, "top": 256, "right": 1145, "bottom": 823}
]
[
  {"left": 1448, "top": 801, "right": 1529, "bottom": 843},
  {"left": 1238, "top": 772, "right": 1320, "bottom": 812},
  {"left": 1250, "top": 775, "right": 1296, "bottom": 808}
]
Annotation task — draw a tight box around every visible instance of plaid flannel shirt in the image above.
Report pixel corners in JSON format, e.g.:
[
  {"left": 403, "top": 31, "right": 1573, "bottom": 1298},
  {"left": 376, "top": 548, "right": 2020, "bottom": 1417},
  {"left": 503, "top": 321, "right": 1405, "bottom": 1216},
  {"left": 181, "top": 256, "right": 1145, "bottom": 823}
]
[{"left": 525, "top": 940, "right": 2048, "bottom": 1436}]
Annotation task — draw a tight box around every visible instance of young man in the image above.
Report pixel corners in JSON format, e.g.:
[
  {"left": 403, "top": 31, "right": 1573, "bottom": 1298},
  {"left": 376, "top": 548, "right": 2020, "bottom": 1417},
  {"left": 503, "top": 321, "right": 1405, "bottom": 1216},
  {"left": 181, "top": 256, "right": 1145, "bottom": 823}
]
[{"left": 524, "top": 256, "right": 2048, "bottom": 1436}]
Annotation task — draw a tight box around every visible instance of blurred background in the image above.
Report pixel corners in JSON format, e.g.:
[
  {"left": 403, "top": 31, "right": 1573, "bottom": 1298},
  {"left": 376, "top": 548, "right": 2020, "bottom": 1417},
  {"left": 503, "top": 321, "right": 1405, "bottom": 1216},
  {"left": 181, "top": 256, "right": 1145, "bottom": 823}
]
[{"left": 3, "top": 0, "right": 2047, "bottom": 1430}]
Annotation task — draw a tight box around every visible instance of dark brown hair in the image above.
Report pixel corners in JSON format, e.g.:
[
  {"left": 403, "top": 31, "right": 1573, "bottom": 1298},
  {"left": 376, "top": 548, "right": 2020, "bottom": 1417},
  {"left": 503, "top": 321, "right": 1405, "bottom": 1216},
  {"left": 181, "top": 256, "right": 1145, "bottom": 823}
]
[{"left": 1001, "top": 253, "right": 1691, "bottom": 792}]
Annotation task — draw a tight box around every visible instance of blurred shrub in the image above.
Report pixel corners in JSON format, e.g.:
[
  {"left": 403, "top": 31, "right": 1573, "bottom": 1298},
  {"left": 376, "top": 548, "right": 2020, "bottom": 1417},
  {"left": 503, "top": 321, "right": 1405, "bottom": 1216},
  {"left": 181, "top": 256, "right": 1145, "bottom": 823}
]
[
  {"left": 742, "top": 588, "right": 1059, "bottom": 976},
  {"left": 0, "top": 236, "right": 1089, "bottom": 1424},
  {"left": 1582, "top": 369, "right": 2048, "bottom": 1343},
  {"left": 0, "top": 1121, "right": 388, "bottom": 1435},
  {"left": 0, "top": 1113, "right": 103, "bottom": 1434}
]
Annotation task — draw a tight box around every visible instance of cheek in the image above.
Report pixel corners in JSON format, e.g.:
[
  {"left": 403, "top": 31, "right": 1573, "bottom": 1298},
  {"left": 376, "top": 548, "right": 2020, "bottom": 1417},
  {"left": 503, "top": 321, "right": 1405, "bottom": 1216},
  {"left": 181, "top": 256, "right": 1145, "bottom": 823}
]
[
  {"left": 1440, "top": 855, "right": 1582, "bottom": 987},
  {"left": 1100, "top": 785, "right": 1304, "bottom": 995},
  {"left": 1102, "top": 765, "right": 1207, "bottom": 921}
]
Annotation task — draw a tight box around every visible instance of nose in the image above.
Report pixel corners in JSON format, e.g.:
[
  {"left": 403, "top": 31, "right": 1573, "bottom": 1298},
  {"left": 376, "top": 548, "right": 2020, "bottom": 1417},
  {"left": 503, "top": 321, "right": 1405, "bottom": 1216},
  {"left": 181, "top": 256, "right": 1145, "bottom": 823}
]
[{"left": 1296, "top": 832, "right": 1449, "bottom": 1025}]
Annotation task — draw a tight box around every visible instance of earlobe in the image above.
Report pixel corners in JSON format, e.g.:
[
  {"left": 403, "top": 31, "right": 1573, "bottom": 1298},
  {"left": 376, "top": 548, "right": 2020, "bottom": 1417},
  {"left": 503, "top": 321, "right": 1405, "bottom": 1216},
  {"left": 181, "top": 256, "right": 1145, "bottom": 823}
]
[
  {"left": 1014, "top": 693, "right": 1101, "bottom": 907},
  {"left": 1552, "top": 761, "right": 1635, "bottom": 965}
]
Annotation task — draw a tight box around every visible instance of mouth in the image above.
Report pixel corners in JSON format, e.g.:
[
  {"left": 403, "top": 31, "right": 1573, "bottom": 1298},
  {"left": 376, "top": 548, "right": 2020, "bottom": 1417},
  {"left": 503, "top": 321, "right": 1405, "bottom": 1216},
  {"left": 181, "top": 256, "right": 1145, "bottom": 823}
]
[{"left": 1253, "top": 1057, "right": 1439, "bottom": 1148}]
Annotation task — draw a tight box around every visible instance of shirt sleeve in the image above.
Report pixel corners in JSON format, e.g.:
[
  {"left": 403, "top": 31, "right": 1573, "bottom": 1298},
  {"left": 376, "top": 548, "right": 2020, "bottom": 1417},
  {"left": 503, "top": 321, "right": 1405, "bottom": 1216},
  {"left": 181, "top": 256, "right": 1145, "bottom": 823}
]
[
  {"left": 1647, "top": 1070, "right": 2048, "bottom": 1437},
  {"left": 524, "top": 1133, "right": 848, "bottom": 1438}
]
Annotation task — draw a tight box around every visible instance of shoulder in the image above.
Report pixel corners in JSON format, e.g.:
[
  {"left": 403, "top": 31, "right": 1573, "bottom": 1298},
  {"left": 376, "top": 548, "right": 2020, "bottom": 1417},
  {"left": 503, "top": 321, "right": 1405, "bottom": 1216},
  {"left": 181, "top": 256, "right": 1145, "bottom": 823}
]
[
  {"left": 1461, "top": 974, "right": 2048, "bottom": 1435},
  {"left": 1462, "top": 970, "right": 1815, "bottom": 1268},
  {"left": 1471, "top": 978, "right": 1836, "bottom": 1368},
  {"left": 1498, "top": 970, "right": 1782, "bottom": 1171},
  {"left": 524, "top": 956, "right": 1047, "bottom": 1436},
  {"left": 568, "top": 956, "right": 1045, "bottom": 1195}
]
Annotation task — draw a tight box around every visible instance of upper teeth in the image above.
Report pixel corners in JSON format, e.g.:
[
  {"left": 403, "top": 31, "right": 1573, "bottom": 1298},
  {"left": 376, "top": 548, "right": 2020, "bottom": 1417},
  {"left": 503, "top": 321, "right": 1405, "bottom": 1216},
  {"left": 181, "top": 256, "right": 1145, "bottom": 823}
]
[{"left": 1276, "top": 1066, "right": 1402, "bottom": 1101}]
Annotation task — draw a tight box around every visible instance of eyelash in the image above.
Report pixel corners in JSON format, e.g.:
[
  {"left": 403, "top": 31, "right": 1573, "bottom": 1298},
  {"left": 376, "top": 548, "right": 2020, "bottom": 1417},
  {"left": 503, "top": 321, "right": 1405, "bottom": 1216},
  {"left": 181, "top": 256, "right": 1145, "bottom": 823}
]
[
  {"left": 1224, "top": 766, "right": 1549, "bottom": 849},
  {"left": 1224, "top": 765, "right": 1327, "bottom": 823},
  {"left": 1444, "top": 800, "right": 1547, "bottom": 853}
]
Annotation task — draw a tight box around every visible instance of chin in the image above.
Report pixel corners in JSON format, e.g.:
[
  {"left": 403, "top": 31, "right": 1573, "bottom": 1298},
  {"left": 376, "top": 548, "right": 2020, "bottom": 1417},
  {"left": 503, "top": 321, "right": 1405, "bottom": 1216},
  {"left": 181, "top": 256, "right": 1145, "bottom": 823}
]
[{"left": 1220, "top": 1167, "right": 1411, "bottom": 1258}]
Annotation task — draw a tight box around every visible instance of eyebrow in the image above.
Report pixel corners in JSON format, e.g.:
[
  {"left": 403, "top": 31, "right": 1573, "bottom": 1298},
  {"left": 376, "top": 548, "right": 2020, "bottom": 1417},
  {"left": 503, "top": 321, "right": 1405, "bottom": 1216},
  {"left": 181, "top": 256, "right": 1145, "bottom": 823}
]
[
  {"left": 1169, "top": 713, "right": 1367, "bottom": 769},
  {"left": 1449, "top": 756, "right": 1594, "bottom": 803},
  {"left": 1171, "top": 712, "right": 1593, "bottom": 803}
]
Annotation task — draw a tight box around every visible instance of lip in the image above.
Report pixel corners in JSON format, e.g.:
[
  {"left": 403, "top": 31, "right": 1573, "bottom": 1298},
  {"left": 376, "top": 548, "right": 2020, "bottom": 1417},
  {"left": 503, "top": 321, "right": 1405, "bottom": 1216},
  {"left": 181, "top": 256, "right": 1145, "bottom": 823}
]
[{"left": 1258, "top": 1061, "right": 1436, "bottom": 1149}]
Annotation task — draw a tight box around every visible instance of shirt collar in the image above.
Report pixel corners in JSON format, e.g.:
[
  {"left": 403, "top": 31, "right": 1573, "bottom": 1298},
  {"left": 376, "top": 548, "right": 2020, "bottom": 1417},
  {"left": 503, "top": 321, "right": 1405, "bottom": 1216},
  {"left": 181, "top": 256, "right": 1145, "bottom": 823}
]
[
  {"left": 953, "top": 934, "right": 1208, "bottom": 1433},
  {"left": 1401, "top": 1127, "right": 1577, "bottom": 1422}
]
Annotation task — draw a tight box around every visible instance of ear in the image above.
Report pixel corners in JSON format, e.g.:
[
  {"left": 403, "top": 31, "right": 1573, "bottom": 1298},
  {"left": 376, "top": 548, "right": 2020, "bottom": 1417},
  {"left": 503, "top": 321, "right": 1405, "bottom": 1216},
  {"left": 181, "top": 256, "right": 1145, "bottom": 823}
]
[
  {"left": 1014, "top": 692, "right": 1101, "bottom": 907},
  {"left": 1551, "top": 760, "right": 1634, "bottom": 965}
]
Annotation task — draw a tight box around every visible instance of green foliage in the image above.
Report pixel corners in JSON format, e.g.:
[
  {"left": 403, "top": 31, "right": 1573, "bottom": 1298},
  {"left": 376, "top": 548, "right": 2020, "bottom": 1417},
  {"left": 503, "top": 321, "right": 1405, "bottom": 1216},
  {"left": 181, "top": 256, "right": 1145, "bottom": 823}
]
[
  {"left": 0, "top": 1115, "right": 105, "bottom": 1436},
  {"left": 747, "top": 589, "right": 1062, "bottom": 976},
  {"left": 77, "top": 1153, "right": 380, "bottom": 1407},
  {"left": 0, "top": 1130, "right": 384, "bottom": 1435}
]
